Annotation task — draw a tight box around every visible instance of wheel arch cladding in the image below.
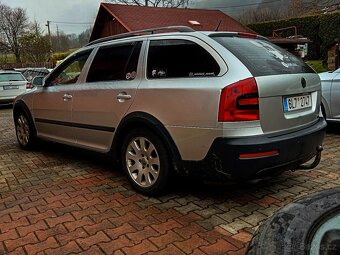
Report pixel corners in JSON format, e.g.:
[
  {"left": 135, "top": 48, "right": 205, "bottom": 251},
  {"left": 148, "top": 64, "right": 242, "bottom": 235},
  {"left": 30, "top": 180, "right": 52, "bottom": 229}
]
[
  {"left": 111, "top": 111, "right": 183, "bottom": 174},
  {"left": 13, "top": 100, "right": 36, "bottom": 133}
]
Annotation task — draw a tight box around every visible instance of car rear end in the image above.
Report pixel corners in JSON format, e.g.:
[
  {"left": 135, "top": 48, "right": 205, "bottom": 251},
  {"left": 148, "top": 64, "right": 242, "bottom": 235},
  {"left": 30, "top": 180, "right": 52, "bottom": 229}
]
[
  {"left": 196, "top": 33, "right": 326, "bottom": 180},
  {"left": 0, "top": 72, "right": 28, "bottom": 105}
]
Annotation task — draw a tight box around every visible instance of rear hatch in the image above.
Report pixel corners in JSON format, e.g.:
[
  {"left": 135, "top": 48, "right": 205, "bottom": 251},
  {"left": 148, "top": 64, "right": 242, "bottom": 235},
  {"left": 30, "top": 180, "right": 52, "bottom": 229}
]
[
  {"left": 212, "top": 35, "right": 320, "bottom": 134},
  {"left": 0, "top": 73, "right": 27, "bottom": 99}
]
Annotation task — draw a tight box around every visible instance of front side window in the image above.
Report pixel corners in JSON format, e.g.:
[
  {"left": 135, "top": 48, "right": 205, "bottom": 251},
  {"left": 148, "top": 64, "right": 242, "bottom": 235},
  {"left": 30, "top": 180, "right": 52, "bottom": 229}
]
[
  {"left": 147, "top": 39, "right": 220, "bottom": 79},
  {"left": 47, "top": 51, "right": 91, "bottom": 86},
  {"left": 86, "top": 41, "right": 142, "bottom": 82}
]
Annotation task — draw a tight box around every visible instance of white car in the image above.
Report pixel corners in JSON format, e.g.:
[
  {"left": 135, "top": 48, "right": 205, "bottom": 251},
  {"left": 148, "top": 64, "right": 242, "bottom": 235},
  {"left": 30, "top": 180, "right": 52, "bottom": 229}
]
[
  {"left": 0, "top": 71, "right": 28, "bottom": 105},
  {"left": 320, "top": 68, "right": 340, "bottom": 121}
]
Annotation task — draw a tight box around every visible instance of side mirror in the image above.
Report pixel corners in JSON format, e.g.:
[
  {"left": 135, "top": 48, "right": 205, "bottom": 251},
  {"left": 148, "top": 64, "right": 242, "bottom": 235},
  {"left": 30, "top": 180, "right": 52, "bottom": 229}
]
[{"left": 32, "top": 76, "right": 45, "bottom": 86}]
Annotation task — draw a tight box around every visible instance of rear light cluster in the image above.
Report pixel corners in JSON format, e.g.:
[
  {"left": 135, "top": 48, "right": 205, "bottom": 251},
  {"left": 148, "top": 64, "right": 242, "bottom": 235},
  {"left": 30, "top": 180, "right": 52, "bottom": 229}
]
[
  {"left": 218, "top": 78, "right": 259, "bottom": 122},
  {"left": 26, "top": 83, "right": 33, "bottom": 89}
]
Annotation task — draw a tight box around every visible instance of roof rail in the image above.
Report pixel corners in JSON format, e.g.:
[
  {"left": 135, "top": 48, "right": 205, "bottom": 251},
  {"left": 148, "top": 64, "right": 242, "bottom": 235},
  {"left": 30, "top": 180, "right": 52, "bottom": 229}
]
[{"left": 86, "top": 26, "right": 195, "bottom": 46}]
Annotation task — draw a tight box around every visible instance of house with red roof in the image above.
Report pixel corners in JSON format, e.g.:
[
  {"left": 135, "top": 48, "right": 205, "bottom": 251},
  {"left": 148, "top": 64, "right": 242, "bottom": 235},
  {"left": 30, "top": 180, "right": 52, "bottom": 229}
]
[{"left": 90, "top": 3, "right": 252, "bottom": 42}]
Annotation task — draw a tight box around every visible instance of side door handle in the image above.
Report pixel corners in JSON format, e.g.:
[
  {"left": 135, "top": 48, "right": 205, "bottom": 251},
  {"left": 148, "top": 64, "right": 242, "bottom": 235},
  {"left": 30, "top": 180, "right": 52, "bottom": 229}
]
[
  {"left": 117, "top": 92, "right": 132, "bottom": 102},
  {"left": 63, "top": 93, "right": 73, "bottom": 101}
]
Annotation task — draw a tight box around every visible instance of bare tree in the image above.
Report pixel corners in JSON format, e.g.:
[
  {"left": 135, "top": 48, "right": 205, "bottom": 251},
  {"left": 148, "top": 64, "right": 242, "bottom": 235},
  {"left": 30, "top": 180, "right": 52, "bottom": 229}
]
[
  {"left": 238, "top": 0, "right": 339, "bottom": 24},
  {"left": 0, "top": 3, "right": 29, "bottom": 63},
  {"left": 286, "top": 0, "right": 305, "bottom": 18},
  {"left": 19, "top": 22, "right": 51, "bottom": 63},
  {"left": 239, "top": 7, "right": 281, "bottom": 24},
  {"left": 106, "top": 0, "right": 190, "bottom": 7}
]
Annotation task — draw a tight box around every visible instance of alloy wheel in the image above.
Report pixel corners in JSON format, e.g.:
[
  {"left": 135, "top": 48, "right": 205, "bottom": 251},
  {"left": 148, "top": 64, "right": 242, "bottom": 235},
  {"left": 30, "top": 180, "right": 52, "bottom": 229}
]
[
  {"left": 125, "top": 136, "right": 160, "bottom": 188},
  {"left": 16, "top": 115, "right": 30, "bottom": 146}
]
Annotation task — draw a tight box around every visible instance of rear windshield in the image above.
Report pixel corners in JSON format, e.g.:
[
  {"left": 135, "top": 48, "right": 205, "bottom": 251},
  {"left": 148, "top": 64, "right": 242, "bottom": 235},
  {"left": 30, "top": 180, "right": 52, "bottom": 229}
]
[
  {"left": 0, "top": 73, "right": 25, "bottom": 82},
  {"left": 212, "top": 36, "right": 315, "bottom": 76}
]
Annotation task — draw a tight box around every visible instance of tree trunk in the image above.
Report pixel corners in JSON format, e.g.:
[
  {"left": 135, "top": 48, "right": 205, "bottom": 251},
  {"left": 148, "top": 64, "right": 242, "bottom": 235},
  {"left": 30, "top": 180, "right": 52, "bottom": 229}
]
[{"left": 14, "top": 51, "right": 21, "bottom": 63}]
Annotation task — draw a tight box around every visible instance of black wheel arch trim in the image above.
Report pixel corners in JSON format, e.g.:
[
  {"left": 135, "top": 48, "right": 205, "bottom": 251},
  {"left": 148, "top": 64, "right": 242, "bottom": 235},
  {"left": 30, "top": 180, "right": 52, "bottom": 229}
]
[
  {"left": 111, "top": 111, "right": 183, "bottom": 174},
  {"left": 13, "top": 100, "right": 37, "bottom": 134}
]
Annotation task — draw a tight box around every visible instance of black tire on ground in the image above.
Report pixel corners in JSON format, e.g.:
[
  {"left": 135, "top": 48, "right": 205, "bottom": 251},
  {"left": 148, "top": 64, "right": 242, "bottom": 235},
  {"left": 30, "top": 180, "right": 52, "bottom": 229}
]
[
  {"left": 121, "top": 128, "right": 169, "bottom": 196},
  {"left": 14, "top": 111, "right": 37, "bottom": 150},
  {"left": 321, "top": 104, "right": 327, "bottom": 120},
  {"left": 247, "top": 188, "right": 340, "bottom": 255}
]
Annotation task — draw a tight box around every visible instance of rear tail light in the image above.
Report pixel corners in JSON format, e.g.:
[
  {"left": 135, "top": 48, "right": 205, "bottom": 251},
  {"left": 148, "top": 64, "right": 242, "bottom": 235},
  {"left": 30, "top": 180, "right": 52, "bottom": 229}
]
[
  {"left": 218, "top": 78, "right": 259, "bottom": 122},
  {"left": 26, "top": 83, "right": 33, "bottom": 89}
]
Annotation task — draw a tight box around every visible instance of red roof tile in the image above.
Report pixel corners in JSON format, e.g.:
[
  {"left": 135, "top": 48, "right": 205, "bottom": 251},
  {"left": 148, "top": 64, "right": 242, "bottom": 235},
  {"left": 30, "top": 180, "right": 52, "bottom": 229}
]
[{"left": 100, "top": 3, "right": 251, "bottom": 33}]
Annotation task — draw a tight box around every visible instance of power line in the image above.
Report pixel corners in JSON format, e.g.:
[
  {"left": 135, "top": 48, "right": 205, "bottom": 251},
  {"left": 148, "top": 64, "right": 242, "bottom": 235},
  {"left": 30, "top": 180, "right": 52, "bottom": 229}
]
[
  {"left": 49, "top": 21, "right": 93, "bottom": 25},
  {"left": 208, "top": 0, "right": 282, "bottom": 9}
]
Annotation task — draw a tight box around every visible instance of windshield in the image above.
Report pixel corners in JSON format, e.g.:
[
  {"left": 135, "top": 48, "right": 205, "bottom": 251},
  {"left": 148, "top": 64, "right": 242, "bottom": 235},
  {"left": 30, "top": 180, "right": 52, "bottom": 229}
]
[
  {"left": 212, "top": 36, "right": 315, "bottom": 77},
  {"left": 0, "top": 73, "right": 25, "bottom": 82}
]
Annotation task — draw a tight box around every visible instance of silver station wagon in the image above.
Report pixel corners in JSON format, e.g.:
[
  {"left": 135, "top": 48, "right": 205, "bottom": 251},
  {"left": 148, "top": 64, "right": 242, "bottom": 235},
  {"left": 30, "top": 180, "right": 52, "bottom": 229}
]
[{"left": 13, "top": 26, "right": 326, "bottom": 195}]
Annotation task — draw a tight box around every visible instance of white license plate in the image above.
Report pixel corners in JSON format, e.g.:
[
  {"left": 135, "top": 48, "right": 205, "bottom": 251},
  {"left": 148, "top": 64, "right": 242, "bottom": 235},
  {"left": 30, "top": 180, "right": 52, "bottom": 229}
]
[
  {"left": 283, "top": 94, "right": 312, "bottom": 112},
  {"left": 3, "top": 85, "right": 19, "bottom": 90}
]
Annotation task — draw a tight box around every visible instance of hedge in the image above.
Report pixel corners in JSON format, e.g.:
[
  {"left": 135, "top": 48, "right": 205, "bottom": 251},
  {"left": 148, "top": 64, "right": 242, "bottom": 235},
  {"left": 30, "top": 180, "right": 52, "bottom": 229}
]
[{"left": 248, "top": 11, "right": 340, "bottom": 60}]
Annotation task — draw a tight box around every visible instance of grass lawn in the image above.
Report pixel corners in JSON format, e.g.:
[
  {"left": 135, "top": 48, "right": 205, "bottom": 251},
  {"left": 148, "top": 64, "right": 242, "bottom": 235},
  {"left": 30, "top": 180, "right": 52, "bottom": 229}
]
[
  {"left": 306, "top": 60, "right": 328, "bottom": 73},
  {"left": 0, "top": 53, "right": 16, "bottom": 65}
]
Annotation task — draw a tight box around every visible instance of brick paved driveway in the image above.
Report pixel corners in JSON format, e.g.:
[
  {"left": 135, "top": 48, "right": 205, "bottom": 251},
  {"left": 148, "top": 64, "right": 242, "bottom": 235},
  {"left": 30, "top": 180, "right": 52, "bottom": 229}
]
[{"left": 1, "top": 106, "right": 340, "bottom": 255}]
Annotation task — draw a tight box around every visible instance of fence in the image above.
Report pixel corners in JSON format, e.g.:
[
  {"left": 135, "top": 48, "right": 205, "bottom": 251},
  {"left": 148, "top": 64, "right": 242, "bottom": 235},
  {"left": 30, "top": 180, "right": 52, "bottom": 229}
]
[{"left": 0, "top": 62, "right": 55, "bottom": 70}]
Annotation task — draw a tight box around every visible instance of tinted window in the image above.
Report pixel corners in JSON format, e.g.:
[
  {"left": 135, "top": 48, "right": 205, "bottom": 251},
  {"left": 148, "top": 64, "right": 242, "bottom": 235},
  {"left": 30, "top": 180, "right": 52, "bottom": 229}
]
[
  {"left": 0, "top": 73, "right": 25, "bottom": 82},
  {"left": 147, "top": 39, "right": 220, "bottom": 79},
  {"left": 87, "top": 41, "right": 142, "bottom": 82},
  {"left": 47, "top": 51, "right": 91, "bottom": 86},
  {"left": 212, "top": 36, "right": 314, "bottom": 76}
]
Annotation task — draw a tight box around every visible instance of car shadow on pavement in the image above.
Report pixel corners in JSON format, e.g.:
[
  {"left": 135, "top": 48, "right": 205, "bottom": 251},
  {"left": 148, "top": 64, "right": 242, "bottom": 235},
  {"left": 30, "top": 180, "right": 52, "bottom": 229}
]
[
  {"left": 326, "top": 122, "right": 340, "bottom": 135},
  {"left": 35, "top": 139, "right": 290, "bottom": 200}
]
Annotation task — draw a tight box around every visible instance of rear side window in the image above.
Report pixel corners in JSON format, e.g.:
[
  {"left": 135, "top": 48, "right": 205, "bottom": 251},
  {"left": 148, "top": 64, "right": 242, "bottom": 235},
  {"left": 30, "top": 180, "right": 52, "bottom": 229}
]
[
  {"left": 147, "top": 39, "right": 220, "bottom": 79},
  {"left": 212, "top": 36, "right": 314, "bottom": 76},
  {"left": 87, "top": 41, "right": 142, "bottom": 82},
  {"left": 0, "top": 73, "right": 25, "bottom": 82}
]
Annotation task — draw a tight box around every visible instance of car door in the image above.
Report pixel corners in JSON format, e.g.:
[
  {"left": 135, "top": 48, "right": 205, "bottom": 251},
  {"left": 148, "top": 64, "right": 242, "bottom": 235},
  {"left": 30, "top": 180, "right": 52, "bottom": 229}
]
[
  {"left": 71, "top": 41, "right": 143, "bottom": 152},
  {"left": 329, "top": 71, "right": 340, "bottom": 119},
  {"left": 32, "top": 50, "right": 92, "bottom": 144}
]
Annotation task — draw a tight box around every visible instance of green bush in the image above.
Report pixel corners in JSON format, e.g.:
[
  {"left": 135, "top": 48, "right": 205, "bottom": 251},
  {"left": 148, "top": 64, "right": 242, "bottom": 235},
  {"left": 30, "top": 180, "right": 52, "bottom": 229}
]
[
  {"left": 306, "top": 60, "right": 328, "bottom": 73},
  {"left": 51, "top": 49, "right": 77, "bottom": 63},
  {"left": 249, "top": 11, "right": 340, "bottom": 60}
]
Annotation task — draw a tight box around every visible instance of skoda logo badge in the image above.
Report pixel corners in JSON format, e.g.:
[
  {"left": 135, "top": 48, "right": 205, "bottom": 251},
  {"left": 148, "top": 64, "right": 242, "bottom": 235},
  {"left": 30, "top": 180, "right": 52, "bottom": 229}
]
[{"left": 301, "top": 77, "right": 307, "bottom": 88}]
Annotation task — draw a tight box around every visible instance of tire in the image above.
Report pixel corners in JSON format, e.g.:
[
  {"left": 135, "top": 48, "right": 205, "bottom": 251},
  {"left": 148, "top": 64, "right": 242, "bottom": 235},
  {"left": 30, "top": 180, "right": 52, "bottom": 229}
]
[
  {"left": 247, "top": 188, "right": 340, "bottom": 255},
  {"left": 121, "top": 128, "right": 169, "bottom": 196},
  {"left": 14, "top": 111, "right": 37, "bottom": 150},
  {"left": 321, "top": 104, "right": 326, "bottom": 120}
]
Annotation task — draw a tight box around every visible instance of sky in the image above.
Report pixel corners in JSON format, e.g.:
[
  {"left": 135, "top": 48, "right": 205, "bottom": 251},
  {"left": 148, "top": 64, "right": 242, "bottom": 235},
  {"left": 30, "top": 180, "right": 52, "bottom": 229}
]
[
  {"left": 1, "top": 0, "right": 104, "bottom": 35},
  {"left": 1, "top": 0, "right": 266, "bottom": 35}
]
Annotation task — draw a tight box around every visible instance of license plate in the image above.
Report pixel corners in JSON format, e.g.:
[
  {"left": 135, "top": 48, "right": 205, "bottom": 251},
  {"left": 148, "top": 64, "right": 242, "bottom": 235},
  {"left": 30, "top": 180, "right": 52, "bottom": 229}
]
[
  {"left": 3, "top": 85, "right": 19, "bottom": 90},
  {"left": 283, "top": 94, "right": 312, "bottom": 112}
]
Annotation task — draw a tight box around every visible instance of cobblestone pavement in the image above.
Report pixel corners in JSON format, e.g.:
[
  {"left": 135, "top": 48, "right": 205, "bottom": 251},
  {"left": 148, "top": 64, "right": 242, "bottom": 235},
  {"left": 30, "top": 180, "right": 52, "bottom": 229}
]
[{"left": 1, "top": 106, "right": 340, "bottom": 255}]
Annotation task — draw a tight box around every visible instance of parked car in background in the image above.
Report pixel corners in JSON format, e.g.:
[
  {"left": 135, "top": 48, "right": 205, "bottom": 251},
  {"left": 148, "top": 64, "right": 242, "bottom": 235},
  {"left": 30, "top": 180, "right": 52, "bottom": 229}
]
[
  {"left": 320, "top": 68, "right": 340, "bottom": 121},
  {"left": 0, "top": 70, "right": 29, "bottom": 105},
  {"left": 13, "top": 26, "right": 326, "bottom": 195},
  {"left": 16, "top": 68, "right": 51, "bottom": 84}
]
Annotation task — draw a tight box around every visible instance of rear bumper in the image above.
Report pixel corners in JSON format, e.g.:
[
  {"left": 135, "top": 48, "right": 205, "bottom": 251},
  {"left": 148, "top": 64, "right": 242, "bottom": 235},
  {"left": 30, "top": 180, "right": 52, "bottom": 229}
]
[
  {"left": 183, "top": 118, "right": 327, "bottom": 181},
  {"left": 0, "top": 97, "right": 15, "bottom": 105}
]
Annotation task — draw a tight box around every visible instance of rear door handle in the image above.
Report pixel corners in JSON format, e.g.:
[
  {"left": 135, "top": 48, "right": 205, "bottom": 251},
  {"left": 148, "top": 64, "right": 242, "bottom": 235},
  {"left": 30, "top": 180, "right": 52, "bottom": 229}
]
[
  {"left": 63, "top": 94, "right": 73, "bottom": 101},
  {"left": 117, "top": 92, "right": 132, "bottom": 102}
]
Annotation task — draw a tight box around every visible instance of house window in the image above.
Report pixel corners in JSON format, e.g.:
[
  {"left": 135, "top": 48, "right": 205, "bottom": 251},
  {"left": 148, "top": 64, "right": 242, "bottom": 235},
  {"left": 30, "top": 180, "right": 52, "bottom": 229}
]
[{"left": 147, "top": 39, "right": 220, "bottom": 79}]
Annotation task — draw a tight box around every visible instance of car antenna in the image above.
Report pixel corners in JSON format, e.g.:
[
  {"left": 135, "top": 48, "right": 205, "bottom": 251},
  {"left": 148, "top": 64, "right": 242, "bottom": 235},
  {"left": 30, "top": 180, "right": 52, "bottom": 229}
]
[{"left": 215, "top": 20, "right": 222, "bottom": 31}]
